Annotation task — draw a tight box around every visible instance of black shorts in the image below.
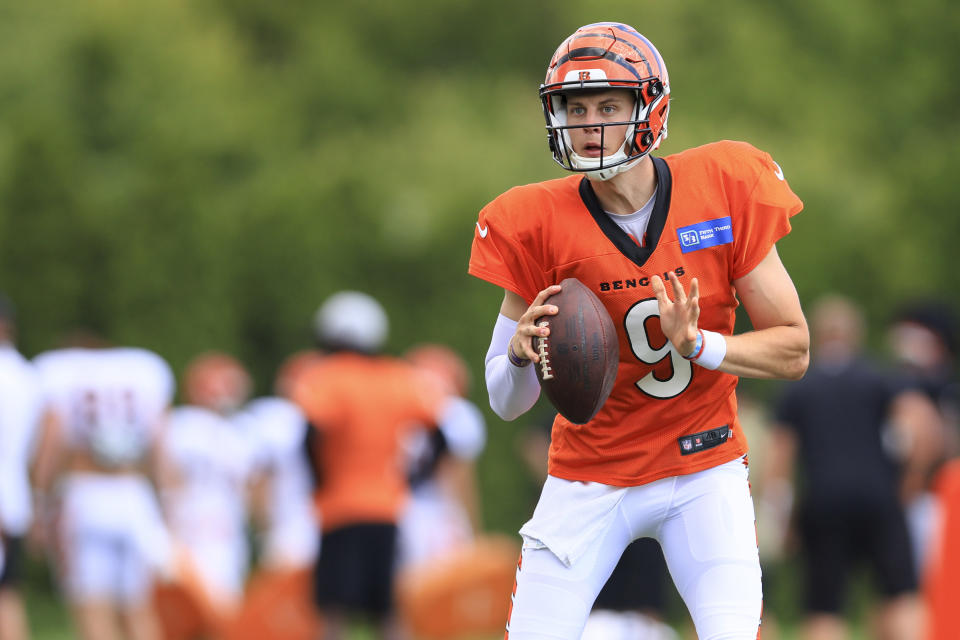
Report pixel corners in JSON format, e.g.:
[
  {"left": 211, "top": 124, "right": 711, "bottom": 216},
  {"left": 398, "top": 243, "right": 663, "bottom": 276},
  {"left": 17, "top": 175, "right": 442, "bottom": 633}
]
[
  {"left": 313, "top": 523, "right": 398, "bottom": 618},
  {"left": 0, "top": 535, "right": 24, "bottom": 589},
  {"left": 799, "top": 499, "right": 917, "bottom": 614},
  {"left": 594, "top": 537, "right": 669, "bottom": 613}
]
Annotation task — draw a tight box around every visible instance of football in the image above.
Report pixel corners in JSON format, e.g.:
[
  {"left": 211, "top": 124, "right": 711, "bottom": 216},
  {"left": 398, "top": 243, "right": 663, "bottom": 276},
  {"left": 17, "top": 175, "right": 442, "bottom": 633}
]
[{"left": 532, "top": 278, "right": 619, "bottom": 424}]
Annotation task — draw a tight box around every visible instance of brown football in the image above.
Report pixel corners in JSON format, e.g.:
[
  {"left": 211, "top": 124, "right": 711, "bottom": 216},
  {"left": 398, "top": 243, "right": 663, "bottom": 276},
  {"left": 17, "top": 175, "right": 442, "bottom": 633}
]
[{"left": 532, "top": 278, "right": 619, "bottom": 424}]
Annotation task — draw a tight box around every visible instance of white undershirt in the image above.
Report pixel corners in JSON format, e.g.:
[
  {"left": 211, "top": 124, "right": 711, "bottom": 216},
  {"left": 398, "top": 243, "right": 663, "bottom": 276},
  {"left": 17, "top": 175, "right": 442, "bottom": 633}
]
[{"left": 606, "top": 191, "right": 656, "bottom": 246}]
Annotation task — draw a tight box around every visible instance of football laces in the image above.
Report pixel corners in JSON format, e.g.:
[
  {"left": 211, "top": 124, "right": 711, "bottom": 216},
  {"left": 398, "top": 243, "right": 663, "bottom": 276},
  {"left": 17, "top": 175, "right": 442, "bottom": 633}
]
[{"left": 537, "top": 321, "right": 554, "bottom": 380}]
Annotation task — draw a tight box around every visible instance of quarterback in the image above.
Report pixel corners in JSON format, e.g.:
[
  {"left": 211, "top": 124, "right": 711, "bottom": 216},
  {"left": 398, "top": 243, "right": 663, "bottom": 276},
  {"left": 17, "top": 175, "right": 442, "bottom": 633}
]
[{"left": 468, "top": 22, "right": 809, "bottom": 640}]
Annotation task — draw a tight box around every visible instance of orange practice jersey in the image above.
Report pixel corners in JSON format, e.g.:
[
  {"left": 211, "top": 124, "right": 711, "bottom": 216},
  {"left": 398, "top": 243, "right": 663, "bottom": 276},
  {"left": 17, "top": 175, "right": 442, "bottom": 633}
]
[
  {"left": 469, "top": 141, "right": 803, "bottom": 486},
  {"left": 291, "top": 352, "right": 444, "bottom": 532}
]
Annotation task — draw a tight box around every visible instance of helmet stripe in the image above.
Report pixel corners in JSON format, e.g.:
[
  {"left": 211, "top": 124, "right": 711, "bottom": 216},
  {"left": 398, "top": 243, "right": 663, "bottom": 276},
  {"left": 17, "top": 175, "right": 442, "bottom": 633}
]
[
  {"left": 622, "top": 30, "right": 666, "bottom": 79},
  {"left": 570, "top": 24, "right": 657, "bottom": 77},
  {"left": 556, "top": 47, "right": 646, "bottom": 82}
]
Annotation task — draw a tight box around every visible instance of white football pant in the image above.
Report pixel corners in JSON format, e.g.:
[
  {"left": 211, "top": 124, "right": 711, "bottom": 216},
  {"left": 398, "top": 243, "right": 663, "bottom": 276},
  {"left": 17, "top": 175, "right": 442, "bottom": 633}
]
[{"left": 507, "top": 457, "right": 761, "bottom": 640}]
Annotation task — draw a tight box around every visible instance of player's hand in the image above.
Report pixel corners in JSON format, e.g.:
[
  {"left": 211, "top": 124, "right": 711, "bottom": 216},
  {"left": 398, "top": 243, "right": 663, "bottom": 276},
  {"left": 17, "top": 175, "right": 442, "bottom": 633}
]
[
  {"left": 510, "top": 284, "right": 561, "bottom": 363},
  {"left": 650, "top": 272, "right": 700, "bottom": 356}
]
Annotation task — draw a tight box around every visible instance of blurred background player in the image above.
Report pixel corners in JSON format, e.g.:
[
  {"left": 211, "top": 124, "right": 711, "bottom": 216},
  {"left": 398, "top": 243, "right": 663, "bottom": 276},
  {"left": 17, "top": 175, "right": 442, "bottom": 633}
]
[
  {"left": 0, "top": 295, "right": 45, "bottom": 640},
  {"left": 158, "top": 351, "right": 257, "bottom": 620},
  {"left": 239, "top": 392, "right": 317, "bottom": 575},
  {"left": 888, "top": 301, "right": 959, "bottom": 436},
  {"left": 397, "top": 342, "right": 486, "bottom": 568},
  {"left": 737, "top": 386, "right": 792, "bottom": 640},
  {"left": 290, "top": 291, "right": 449, "bottom": 640},
  {"left": 765, "top": 295, "right": 937, "bottom": 640},
  {"left": 923, "top": 454, "right": 960, "bottom": 640},
  {"left": 275, "top": 349, "right": 327, "bottom": 400},
  {"left": 30, "top": 336, "right": 175, "bottom": 640},
  {"left": 392, "top": 343, "right": 518, "bottom": 640},
  {"left": 886, "top": 300, "right": 959, "bottom": 577},
  {"left": 220, "top": 388, "right": 320, "bottom": 640}
]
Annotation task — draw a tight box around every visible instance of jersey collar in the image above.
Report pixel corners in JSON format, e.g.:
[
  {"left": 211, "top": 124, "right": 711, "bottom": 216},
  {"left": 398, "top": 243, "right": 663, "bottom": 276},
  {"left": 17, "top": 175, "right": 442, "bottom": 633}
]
[{"left": 578, "top": 156, "right": 673, "bottom": 269}]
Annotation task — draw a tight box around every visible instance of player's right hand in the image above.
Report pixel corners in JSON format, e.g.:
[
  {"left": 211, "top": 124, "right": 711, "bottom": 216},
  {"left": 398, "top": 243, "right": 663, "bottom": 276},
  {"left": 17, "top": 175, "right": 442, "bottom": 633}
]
[
  {"left": 651, "top": 272, "right": 700, "bottom": 356},
  {"left": 511, "top": 285, "right": 562, "bottom": 363}
]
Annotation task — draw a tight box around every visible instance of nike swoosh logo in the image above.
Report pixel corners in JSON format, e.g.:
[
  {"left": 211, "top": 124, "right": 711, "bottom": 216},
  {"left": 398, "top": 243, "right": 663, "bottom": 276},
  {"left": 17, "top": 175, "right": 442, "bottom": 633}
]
[
  {"left": 476, "top": 222, "right": 489, "bottom": 238},
  {"left": 773, "top": 161, "right": 785, "bottom": 181}
]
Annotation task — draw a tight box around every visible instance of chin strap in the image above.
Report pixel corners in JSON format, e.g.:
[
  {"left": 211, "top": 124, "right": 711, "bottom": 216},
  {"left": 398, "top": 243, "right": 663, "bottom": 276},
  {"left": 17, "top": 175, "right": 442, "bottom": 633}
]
[{"left": 582, "top": 155, "right": 644, "bottom": 181}]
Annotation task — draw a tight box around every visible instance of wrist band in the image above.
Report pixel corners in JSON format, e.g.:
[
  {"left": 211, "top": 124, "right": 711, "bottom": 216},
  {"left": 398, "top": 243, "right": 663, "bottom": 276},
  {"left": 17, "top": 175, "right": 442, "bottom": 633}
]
[
  {"left": 682, "top": 330, "right": 705, "bottom": 360},
  {"left": 507, "top": 343, "right": 531, "bottom": 368},
  {"left": 693, "top": 329, "right": 727, "bottom": 370}
]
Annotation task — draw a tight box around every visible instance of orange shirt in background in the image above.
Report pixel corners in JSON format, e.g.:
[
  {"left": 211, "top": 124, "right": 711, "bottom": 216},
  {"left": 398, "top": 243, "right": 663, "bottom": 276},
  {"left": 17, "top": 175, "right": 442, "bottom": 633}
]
[{"left": 291, "top": 352, "right": 444, "bottom": 532}]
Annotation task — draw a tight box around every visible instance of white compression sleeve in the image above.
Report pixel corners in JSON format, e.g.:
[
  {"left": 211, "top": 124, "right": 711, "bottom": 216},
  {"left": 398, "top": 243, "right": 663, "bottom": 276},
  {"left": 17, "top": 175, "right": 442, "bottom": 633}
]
[{"left": 484, "top": 313, "right": 541, "bottom": 421}]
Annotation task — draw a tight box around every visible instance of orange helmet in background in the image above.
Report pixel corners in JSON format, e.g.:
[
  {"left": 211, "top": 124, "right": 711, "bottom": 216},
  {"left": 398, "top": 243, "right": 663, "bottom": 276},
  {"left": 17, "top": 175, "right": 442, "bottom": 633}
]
[
  {"left": 540, "top": 22, "right": 671, "bottom": 181},
  {"left": 274, "top": 349, "right": 326, "bottom": 399},
  {"left": 183, "top": 351, "right": 252, "bottom": 414},
  {"left": 405, "top": 343, "right": 471, "bottom": 398}
]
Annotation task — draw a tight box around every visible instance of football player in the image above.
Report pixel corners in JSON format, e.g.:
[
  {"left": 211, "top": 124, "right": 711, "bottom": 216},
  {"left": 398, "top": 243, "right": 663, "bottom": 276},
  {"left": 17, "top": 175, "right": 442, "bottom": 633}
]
[
  {"left": 238, "top": 393, "right": 318, "bottom": 571},
  {"left": 290, "top": 291, "right": 449, "bottom": 640},
  {"left": 31, "top": 337, "right": 175, "bottom": 640},
  {"left": 397, "top": 343, "right": 486, "bottom": 569},
  {"left": 158, "top": 352, "right": 257, "bottom": 618},
  {"left": 768, "top": 295, "right": 930, "bottom": 640},
  {"left": 0, "top": 295, "right": 44, "bottom": 640},
  {"left": 275, "top": 349, "right": 327, "bottom": 400},
  {"left": 469, "top": 22, "right": 809, "bottom": 640},
  {"left": 887, "top": 301, "right": 958, "bottom": 614},
  {"left": 220, "top": 393, "right": 319, "bottom": 640}
]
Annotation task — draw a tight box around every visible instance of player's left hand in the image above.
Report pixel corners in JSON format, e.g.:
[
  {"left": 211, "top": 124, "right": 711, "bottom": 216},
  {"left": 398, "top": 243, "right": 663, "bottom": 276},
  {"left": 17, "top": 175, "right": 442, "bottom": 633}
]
[{"left": 651, "top": 271, "right": 700, "bottom": 356}]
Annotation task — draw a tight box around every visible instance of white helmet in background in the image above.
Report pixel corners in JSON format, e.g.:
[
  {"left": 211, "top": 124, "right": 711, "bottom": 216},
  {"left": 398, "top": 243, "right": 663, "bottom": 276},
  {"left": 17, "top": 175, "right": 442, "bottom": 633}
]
[{"left": 314, "top": 291, "right": 388, "bottom": 353}]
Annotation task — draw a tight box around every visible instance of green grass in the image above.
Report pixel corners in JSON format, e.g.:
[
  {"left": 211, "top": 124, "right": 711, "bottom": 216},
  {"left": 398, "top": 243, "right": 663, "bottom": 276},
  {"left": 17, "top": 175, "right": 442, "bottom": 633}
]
[
  {"left": 22, "top": 557, "right": 73, "bottom": 640},
  {"left": 20, "top": 553, "right": 876, "bottom": 640}
]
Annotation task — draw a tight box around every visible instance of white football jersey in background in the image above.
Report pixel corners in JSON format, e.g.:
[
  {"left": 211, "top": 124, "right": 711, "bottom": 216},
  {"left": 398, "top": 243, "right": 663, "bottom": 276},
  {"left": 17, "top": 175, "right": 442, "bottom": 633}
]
[
  {"left": 398, "top": 395, "right": 487, "bottom": 567},
  {"left": 236, "top": 396, "right": 318, "bottom": 569},
  {"left": 162, "top": 404, "right": 256, "bottom": 607},
  {"left": 32, "top": 346, "right": 176, "bottom": 604},
  {"left": 0, "top": 342, "right": 44, "bottom": 537},
  {"left": 34, "top": 347, "right": 174, "bottom": 467}
]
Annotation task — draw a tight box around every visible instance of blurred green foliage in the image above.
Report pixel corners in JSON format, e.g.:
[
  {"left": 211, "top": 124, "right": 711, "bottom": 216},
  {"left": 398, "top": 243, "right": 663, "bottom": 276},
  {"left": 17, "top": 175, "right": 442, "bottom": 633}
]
[{"left": 0, "top": 0, "right": 958, "bottom": 542}]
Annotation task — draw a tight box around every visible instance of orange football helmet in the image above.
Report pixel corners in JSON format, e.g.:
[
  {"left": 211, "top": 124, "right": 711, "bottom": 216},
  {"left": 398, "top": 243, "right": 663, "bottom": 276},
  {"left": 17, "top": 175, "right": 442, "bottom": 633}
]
[
  {"left": 274, "top": 349, "right": 326, "bottom": 398},
  {"left": 405, "top": 343, "right": 471, "bottom": 398},
  {"left": 540, "top": 22, "right": 670, "bottom": 181}
]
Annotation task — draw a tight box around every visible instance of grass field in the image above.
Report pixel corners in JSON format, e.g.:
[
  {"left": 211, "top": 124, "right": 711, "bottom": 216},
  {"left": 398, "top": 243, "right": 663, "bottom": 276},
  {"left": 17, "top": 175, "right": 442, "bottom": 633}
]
[{"left": 18, "top": 554, "right": 876, "bottom": 639}]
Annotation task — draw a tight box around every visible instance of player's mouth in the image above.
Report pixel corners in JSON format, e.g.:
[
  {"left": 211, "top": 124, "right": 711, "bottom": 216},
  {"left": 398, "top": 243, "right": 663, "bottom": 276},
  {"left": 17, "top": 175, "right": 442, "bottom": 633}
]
[{"left": 582, "top": 142, "right": 604, "bottom": 157}]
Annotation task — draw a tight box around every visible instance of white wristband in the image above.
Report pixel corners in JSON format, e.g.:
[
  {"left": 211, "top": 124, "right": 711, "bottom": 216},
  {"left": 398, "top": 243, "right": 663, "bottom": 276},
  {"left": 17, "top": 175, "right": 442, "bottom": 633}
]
[{"left": 693, "top": 329, "right": 726, "bottom": 370}]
